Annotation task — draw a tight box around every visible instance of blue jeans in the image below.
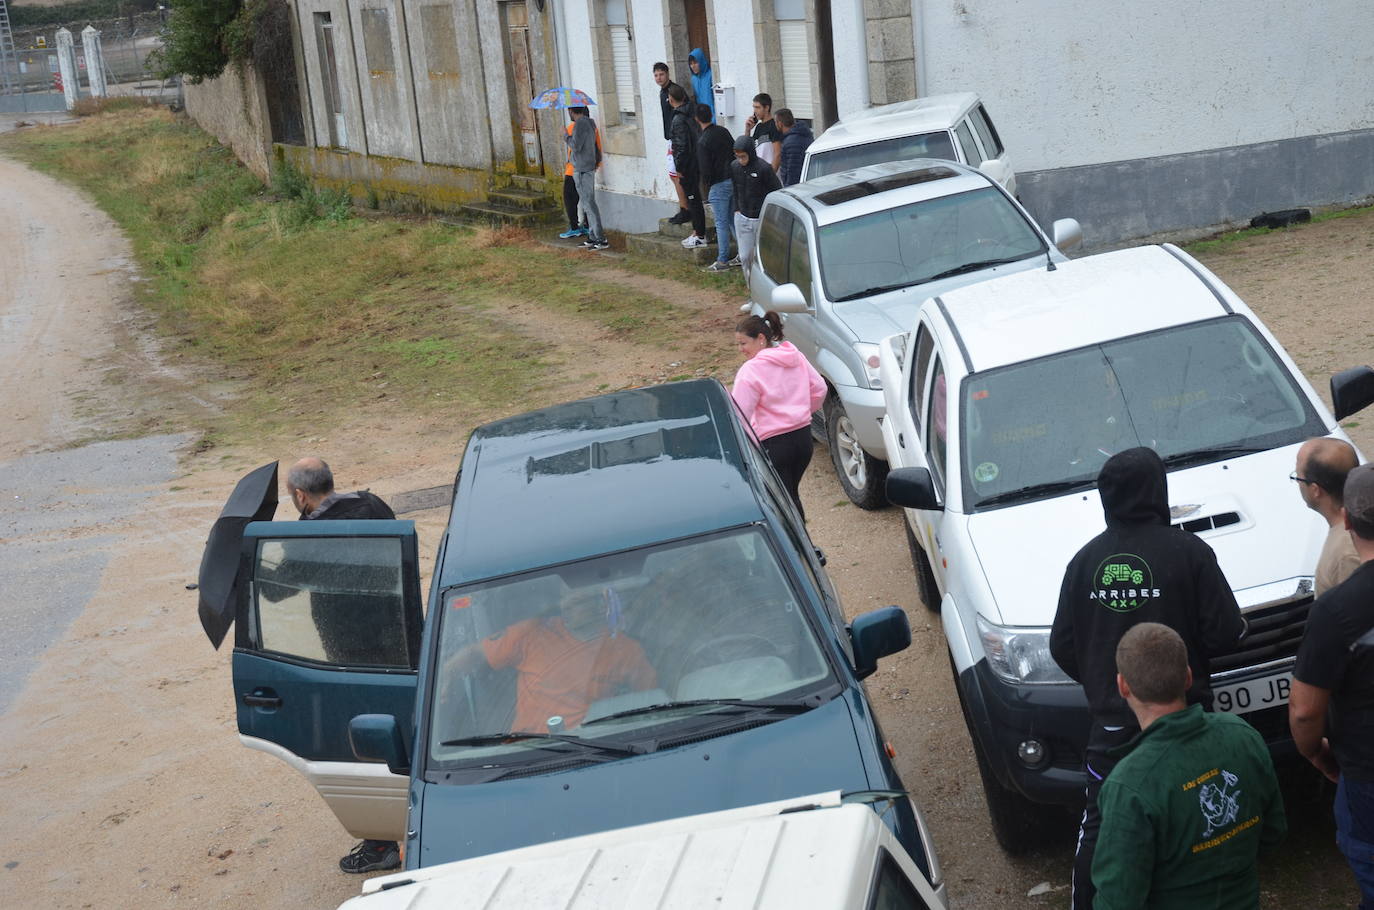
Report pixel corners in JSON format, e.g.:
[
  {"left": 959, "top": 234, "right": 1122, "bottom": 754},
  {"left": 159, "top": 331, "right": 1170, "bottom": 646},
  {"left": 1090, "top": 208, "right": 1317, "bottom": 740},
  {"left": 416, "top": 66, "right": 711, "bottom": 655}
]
[
  {"left": 1336, "top": 776, "right": 1374, "bottom": 909},
  {"left": 707, "top": 179, "right": 734, "bottom": 264}
]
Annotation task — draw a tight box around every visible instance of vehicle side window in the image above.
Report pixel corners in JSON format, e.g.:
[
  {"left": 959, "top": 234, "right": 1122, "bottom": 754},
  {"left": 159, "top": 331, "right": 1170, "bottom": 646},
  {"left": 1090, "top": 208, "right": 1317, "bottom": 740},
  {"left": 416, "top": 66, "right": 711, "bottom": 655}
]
[
  {"left": 759, "top": 206, "right": 794, "bottom": 280},
  {"left": 868, "top": 850, "right": 934, "bottom": 909},
  {"left": 954, "top": 120, "right": 981, "bottom": 165},
  {"left": 788, "top": 217, "right": 813, "bottom": 302},
  {"left": 970, "top": 104, "right": 1005, "bottom": 158},
  {"left": 253, "top": 537, "right": 411, "bottom": 668},
  {"left": 909, "top": 324, "right": 934, "bottom": 436},
  {"left": 924, "top": 355, "right": 947, "bottom": 488}
]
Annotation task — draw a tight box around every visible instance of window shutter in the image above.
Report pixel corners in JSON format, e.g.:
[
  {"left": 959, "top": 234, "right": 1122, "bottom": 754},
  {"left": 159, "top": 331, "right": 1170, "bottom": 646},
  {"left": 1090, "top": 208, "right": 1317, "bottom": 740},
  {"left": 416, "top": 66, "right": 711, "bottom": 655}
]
[
  {"left": 778, "top": 20, "right": 813, "bottom": 119},
  {"left": 611, "top": 26, "right": 635, "bottom": 114}
]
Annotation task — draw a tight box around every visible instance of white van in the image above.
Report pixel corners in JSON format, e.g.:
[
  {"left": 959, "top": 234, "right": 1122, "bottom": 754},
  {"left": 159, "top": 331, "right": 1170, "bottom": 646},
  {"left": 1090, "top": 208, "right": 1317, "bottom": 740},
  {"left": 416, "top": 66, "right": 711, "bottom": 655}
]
[
  {"left": 339, "top": 792, "right": 948, "bottom": 909},
  {"left": 801, "top": 93, "right": 1017, "bottom": 195}
]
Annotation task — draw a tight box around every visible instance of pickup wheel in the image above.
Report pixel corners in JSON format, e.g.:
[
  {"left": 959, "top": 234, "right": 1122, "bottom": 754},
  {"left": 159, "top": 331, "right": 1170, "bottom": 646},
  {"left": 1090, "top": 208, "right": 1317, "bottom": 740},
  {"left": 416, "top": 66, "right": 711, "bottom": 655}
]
[
  {"left": 949, "top": 650, "right": 1072, "bottom": 855},
  {"left": 904, "top": 521, "right": 940, "bottom": 612},
  {"left": 825, "top": 397, "right": 888, "bottom": 510}
]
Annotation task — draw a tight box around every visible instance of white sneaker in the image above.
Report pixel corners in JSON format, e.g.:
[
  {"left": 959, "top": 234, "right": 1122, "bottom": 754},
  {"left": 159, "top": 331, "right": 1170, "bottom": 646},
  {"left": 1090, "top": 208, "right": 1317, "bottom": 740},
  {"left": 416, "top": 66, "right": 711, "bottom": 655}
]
[{"left": 681, "top": 235, "right": 707, "bottom": 249}]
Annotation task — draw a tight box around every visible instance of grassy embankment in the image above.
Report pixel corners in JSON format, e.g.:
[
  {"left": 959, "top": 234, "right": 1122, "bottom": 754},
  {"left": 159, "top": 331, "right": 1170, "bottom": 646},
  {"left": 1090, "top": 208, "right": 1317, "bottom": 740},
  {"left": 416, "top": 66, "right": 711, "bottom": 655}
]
[{"left": 0, "top": 107, "right": 729, "bottom": 445}]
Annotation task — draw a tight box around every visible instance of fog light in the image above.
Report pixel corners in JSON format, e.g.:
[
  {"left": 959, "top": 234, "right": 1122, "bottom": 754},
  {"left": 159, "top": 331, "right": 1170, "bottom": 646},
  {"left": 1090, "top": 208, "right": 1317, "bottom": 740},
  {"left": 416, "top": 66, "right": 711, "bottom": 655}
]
[{"left": 1017, "top": 738, "right": 1048, "bottom": 768}]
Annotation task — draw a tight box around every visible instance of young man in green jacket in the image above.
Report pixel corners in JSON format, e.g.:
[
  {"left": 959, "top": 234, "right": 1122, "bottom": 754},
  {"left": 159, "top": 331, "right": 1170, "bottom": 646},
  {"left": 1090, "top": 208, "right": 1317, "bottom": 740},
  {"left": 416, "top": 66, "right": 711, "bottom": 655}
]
[{"left": 1093, "top": 623, "right": 1286, "bottom": 909}]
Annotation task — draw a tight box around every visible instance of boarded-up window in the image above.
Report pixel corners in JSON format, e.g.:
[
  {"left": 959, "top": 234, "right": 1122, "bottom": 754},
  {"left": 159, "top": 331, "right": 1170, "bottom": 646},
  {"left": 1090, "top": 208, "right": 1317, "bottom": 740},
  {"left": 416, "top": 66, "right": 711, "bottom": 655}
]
[
  {"left": 778, "top": 19, "right": 813, "bottom": 119},
  {"left": 420, "top": 5, "right": 460, "bottom": 76},
  {"left": 604, "top": 0, "right": 635, "bottom": 117},
  {"left": 361, "top": 8, "right": 396, "bottom": 75}
]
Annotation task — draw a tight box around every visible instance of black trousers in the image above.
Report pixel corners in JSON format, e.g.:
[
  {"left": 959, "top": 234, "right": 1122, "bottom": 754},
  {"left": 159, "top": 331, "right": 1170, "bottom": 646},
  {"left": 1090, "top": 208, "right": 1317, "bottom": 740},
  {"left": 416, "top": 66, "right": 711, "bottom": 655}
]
[
  {"left": 562, "top": 175, "right": 582, "bottom": 231},
  {"left": 1072, "top": 722, "right": 1138, "bottom": 910},
  {"left": 762, "top": 426, "right": 814, "bottom": 521},
  {"left": 683, "top": 177, "right": 706, "bottom": 236}
]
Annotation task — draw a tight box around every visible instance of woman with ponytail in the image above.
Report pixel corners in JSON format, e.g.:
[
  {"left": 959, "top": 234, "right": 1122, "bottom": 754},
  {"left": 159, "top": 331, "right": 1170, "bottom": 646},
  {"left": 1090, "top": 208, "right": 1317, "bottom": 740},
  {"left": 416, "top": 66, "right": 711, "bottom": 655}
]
[{"left": 731, "top": 311, "right": 827, "bottom": 519}]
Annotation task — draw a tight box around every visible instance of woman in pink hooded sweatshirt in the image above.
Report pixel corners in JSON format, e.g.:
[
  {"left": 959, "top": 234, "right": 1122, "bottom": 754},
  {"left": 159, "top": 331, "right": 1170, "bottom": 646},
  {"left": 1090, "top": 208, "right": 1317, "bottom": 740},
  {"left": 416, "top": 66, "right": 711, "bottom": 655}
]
[{"left": 731, "top": 311, "right": 827, "bottom": 519}]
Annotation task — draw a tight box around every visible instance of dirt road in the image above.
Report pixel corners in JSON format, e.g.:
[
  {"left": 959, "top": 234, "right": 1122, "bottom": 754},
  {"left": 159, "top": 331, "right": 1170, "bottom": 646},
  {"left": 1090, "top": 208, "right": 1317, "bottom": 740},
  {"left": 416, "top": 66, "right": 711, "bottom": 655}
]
[{"left": 1, "top": 146, "right": 1369, "bottom": 908}]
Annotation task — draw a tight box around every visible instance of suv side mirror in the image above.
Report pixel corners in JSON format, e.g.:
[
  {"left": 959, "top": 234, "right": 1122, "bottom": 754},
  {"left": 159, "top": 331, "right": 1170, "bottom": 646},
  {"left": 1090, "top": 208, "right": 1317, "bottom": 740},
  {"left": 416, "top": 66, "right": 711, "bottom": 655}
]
[
  {"left": 1331, "top": 366, "right": 1374, "bottom": 422},
  {"left": 886, "top": 467, "right": 943, "bottom": 511},
  {"left": 770, "top": 283, "right": 810, "bottom": 313},
  {"left": 849, "top": 606, "right": 911, "bottom": 679},
  {"left": 349, "top": 714, "right": 409, "bottom": 776},
  {"left": 1051, "top": 218, "right": 1083, "bottom": 252}
]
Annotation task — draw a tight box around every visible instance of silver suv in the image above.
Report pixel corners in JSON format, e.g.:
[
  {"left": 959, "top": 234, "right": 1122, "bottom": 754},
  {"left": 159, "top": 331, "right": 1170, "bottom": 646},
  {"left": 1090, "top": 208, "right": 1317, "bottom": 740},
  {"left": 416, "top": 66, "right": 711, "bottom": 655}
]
[{"left": 747, "top": 159, "right": 1082, "bottom": 507}]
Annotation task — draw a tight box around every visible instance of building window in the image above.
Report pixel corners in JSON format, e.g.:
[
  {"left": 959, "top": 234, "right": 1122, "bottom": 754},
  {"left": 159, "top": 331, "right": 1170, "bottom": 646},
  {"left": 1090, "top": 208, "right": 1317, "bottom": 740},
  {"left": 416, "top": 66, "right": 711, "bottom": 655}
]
[
  {"left": 604, "top": 0, "right": 636, "bottom": 120},
  {"left": 419, "top": 5, "right": 460, "bottom": 76},
  {"left": 360, "top": 7, "right": 396, "bottom": 75},
  {"left": 775, "top": 0, "right": 814, "bottom": 120}
]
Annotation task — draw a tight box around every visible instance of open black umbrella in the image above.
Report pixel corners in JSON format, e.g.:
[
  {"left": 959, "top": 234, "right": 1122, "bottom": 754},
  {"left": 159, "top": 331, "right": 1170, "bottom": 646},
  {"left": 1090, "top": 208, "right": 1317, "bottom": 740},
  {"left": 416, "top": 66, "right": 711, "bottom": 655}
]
[{"left": 197, "top": 461, "right": 279, "bottom": 648}]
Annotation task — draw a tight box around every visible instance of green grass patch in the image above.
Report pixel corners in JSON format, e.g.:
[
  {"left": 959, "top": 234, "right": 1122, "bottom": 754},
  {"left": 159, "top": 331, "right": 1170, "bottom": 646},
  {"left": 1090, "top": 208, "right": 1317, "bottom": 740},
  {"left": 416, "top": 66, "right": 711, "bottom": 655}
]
[
  {"left": 0, "top": 109, "right": 696, "bottom": 442},
  {"left": 1185, "top": 203, "right": 1374, "bottom": 254}
]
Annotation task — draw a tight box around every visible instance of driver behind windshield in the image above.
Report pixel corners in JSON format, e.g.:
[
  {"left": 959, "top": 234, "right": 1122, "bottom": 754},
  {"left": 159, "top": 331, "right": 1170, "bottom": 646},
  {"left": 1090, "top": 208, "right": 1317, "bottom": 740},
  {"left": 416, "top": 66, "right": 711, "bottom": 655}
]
[{"left": 445, "top": 586, "right": 658, "bottom": 732}]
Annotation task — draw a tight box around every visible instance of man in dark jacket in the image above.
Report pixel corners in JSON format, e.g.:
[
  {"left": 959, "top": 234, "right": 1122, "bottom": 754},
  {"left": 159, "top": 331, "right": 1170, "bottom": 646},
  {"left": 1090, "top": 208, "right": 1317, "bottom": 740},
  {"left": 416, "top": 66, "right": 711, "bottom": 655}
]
[
  {"left": 654, "top": 62, "right": 693, "bottom": 223},
  {"left": 1093, "top": 623, "right": 1285, "bottom": 910},
  {"left": 668, "top": 84, "right": 707, "bottom": 249},
  {"left": 286, "top": 456, "right": 404, "bottom": 875},
  {"left": 729, "top": 135, "right": 780, "bottom": 278},
  {"left": 775, "top": 107, "right": 813, "bottom": 186},
  {"left": 695, "top": 103, "right": 735, "bottom": 271},
  {"left": 1050, "top": 446, "right": 1246, "bottom": 910}
]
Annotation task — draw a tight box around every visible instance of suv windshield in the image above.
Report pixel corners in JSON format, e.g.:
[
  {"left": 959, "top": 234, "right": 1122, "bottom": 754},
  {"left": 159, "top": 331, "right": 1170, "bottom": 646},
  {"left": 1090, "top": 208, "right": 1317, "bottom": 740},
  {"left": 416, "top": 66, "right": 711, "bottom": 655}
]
[
  {"left": 960, "top": 316, "right": 1326, "bottom": 510},
  {"left": 817, "top": 187, "right": 1044, "bottom": 303},
  {"left": 806, "top": 130, "right": 957, "bottom": 179},
  {"left": 427, "top": 527, "right": 832, "bottom": 769}
]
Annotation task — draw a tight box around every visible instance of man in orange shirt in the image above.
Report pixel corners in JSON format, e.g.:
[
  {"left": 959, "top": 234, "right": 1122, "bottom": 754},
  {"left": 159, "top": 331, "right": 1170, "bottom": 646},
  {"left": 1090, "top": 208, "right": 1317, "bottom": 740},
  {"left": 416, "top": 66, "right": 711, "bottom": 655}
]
[{"left": 449, "top": 587, "right": 657, "bottom": 731}]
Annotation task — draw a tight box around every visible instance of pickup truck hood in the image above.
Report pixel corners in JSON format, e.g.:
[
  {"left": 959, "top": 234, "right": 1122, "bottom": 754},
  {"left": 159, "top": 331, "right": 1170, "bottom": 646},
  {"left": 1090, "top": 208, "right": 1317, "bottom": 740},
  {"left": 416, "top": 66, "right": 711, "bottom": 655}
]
[
  {"left": 411, "top": 696, "right": 868, "bottom": 867},
  {"left": 966, "top": 445, "right": 1328, "bottom": 627},
  {"left": 833, "top": 254, "right": 1051, "bottom": 344}
]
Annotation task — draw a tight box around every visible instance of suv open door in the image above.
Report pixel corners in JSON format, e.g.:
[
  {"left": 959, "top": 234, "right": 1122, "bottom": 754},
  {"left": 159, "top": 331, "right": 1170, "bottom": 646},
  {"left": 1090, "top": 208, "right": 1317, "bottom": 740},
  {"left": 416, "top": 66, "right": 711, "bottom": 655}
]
[{"left": 232, "top": 519, "right": 423, "bottom": 841}]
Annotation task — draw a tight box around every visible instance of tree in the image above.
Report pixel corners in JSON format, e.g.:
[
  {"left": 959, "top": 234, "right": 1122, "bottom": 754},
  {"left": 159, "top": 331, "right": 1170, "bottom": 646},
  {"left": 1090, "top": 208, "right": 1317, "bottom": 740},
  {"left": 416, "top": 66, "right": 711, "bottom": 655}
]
[{"left": 151, "top": 0, "right": 265, "bottom": 83}]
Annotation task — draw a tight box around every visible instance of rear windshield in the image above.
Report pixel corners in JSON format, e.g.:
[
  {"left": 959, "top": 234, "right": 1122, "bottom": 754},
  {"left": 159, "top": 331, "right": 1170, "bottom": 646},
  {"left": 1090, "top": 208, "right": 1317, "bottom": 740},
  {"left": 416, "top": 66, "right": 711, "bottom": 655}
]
[{"left": 806, "top": 131, "right": 957, "bottom": 179}]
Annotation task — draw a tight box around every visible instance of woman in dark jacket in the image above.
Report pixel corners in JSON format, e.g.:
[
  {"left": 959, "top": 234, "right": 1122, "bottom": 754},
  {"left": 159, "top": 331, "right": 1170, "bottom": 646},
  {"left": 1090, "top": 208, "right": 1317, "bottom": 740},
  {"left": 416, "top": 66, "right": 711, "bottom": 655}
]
[{"left": 730, "top": 136, "right": 781, "bottom": 277}]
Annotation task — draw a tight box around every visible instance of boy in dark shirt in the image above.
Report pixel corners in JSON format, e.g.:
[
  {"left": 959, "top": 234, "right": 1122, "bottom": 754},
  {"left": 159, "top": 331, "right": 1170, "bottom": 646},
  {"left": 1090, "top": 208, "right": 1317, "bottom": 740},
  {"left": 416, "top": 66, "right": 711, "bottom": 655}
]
[{"left": 744, "top": 92, "right": 782, "bottom": 170}]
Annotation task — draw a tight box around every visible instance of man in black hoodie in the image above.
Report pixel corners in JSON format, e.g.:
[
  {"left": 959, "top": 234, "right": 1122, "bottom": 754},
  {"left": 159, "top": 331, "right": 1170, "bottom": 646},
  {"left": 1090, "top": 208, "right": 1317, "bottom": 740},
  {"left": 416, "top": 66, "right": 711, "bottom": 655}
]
[
  {"left": 695, "top": 103, "right": 735, "bottom": 271},
  {"left": 1050, "top": 446, "right": 1245, "bottom": 910},
  {"left": 667, "top": 84, "right": 706, "bottom": 249},
  {"left": 729, "top": 135, "right": 780, "bottom": 279}
]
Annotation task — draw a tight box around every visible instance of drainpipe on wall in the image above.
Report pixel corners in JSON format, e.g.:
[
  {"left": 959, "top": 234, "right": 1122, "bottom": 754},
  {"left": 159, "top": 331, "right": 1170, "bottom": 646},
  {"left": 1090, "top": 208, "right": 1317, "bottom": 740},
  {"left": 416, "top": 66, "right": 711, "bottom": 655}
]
[
  {"left": 550, "top": 0, "right": 572, "bottom": 85},
  {"left": 913, "top": 0, "right": 927, "bottom": 97}
]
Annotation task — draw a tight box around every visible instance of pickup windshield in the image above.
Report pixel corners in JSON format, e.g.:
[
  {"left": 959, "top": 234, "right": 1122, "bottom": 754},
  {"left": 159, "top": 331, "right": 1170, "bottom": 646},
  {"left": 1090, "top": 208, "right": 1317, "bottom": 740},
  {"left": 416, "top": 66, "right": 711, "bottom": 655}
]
[
  {"left": 817, "top": 187, "right": 1044, "bottom": 303},
  {"left": 960, "top": 316, "right": 1325, "bottom": 510},
  {"left": 427, "top": 528, "right": 832, "bottom": 769},
  {"left": 805, "top": 130, "right": 957, "bottom": 180}
]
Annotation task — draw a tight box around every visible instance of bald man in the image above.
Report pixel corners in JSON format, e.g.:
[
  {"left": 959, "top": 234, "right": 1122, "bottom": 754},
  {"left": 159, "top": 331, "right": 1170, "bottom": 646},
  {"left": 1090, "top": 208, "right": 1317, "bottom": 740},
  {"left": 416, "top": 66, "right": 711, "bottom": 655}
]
[
  {"left": 1293, "top": 438, "right": 1361, "bottom": 594},
  {"left": 285, "top": 457, "right": 402, "bottom": 875}
]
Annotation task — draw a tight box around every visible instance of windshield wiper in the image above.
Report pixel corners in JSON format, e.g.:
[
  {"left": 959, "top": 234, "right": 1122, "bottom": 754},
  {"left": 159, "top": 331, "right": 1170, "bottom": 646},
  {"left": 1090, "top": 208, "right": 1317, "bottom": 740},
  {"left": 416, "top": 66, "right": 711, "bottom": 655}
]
[
  {"left": 924, "top": 254, "right": 1034, "bottom": 283},
  {"left": 439, "top": 731, "right": 643, "bottom": 756},
  {"left": 580, "top": 697, "right": 816, "bottom": 726},
  {"left": 977, "top": 478, "right": 1094, "bottom": 508},
  {"left": 1163, "top": 445, "right": 1269, "bottom": 469},
  {"left": 833, "top": 281, "right": 920, "bottom": 302}
]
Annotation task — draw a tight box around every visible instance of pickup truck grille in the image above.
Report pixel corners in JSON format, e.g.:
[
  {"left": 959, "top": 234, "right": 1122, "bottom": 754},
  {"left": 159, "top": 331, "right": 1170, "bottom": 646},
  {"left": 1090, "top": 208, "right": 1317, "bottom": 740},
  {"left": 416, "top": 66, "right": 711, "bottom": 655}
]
[{"left": 1210, "top": 592, "right": 1312, "bottom": 675}]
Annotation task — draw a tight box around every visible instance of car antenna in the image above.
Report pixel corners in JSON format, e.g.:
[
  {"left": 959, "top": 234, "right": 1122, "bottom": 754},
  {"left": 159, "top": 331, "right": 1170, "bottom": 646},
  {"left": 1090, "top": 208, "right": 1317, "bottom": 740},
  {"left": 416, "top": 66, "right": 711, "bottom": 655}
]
[{"left": 1045, "top": 246, "right": 1056, "bottom": 272}]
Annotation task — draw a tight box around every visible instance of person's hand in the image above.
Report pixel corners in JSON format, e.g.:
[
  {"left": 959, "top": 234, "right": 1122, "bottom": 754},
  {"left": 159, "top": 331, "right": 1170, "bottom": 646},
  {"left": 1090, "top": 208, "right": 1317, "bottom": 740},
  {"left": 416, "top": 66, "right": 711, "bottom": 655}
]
[
  {"left": 1309, "top": 737, "right": 1340, "bottom": 783},
  {"left": 745, "top": 115, "right": 757, "bottom": 132}
]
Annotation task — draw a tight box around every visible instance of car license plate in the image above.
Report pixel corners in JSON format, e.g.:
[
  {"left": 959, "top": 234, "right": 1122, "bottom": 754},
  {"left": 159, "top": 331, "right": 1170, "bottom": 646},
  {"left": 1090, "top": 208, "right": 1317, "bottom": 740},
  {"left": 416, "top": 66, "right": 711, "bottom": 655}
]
[{"left": 1213, "top": 672, "right": 1292, "bottom": 714}]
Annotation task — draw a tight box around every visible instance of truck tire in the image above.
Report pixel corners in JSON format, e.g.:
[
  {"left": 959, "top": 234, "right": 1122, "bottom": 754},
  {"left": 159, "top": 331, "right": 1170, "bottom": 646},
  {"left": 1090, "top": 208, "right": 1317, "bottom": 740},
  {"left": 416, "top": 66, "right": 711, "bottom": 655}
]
[
  {"left": 904, "top": 520, "right": 940, "bottom": 613},
  {"left": 949, "top": 650, "right": 1070, "bottom": 855},
  {"left": 825, "top": 397, "right": 888, "bottom": 510}
]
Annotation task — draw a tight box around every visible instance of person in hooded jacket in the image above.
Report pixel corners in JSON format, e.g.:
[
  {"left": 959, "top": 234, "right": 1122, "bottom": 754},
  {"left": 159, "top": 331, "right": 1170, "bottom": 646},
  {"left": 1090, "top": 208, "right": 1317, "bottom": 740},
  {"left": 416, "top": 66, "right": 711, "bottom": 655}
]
[
  {"left": 730, "top": 136, "right": 781, "bottom": 278},
  {"left": 731, "top": 311, "right": 826, "bottom": 520},
  {"left": 667, "top": 84, "right": 707, "bottom": 248},
  {"left": 688, "top": 48, "right": 714, "bottom": 122},
  {"left": 1050, "top": 446, "right": 1247, "bottom": 910},
  {"left": 694, "top": 103, "right": 735, "bottom": 271},
  {"left": 775, "top": 108, "right": 813, "bottom": 186}
]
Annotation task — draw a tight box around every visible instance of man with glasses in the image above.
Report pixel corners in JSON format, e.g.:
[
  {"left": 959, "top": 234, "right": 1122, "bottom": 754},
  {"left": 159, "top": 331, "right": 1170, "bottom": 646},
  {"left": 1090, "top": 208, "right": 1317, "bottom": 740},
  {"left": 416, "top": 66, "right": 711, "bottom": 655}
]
[{"left": 1293, "top": 437, "right": 1361, "bottom": 594}]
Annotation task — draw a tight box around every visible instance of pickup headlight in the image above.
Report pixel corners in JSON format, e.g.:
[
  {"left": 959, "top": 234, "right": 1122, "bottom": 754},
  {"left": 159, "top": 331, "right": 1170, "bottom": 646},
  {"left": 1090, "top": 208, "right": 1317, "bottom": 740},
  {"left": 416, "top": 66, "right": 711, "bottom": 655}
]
[
  {"left": 976, "top": 615, "right": 1075, "bottom": 685},
  {"left": 854, "top": 342, "right": 882, "bottom": 389}
]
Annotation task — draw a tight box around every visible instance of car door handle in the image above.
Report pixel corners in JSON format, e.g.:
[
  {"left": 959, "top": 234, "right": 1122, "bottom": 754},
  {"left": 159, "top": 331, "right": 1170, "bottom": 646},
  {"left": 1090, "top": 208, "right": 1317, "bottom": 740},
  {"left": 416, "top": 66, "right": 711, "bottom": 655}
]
[
  {"left": 242, "top": 691, "right": 282, "bottom": 709},
  {"left": 898, "top": 433, "right": 905, "bottom": 449}
]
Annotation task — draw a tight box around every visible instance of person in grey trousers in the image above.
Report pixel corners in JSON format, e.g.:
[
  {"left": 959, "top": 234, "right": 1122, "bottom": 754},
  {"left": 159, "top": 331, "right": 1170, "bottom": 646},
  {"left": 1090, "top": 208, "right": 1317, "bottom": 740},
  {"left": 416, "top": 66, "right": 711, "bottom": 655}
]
[{"left": 567, "top": 106, "right": 608, "bottom": 251}]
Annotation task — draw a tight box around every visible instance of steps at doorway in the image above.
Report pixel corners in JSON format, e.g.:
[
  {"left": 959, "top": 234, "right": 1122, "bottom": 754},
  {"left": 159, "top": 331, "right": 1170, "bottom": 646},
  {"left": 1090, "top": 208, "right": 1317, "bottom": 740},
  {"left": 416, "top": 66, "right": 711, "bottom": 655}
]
[{"left": 626, "top": 230, "right": 719, "bottom": 264}]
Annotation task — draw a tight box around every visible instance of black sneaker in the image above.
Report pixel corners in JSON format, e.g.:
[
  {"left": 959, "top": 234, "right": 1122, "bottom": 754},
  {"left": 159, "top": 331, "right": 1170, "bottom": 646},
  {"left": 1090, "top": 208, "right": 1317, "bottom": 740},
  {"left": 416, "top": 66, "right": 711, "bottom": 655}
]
[
  {"left": 339, "top": 839, "right": 401, "bottom": 874},
  {"left": 588, "top": 239, "right": 610, "bottom": 250},
  {"left": 667, "top": 210, "right": 691, "bottom": 225}
]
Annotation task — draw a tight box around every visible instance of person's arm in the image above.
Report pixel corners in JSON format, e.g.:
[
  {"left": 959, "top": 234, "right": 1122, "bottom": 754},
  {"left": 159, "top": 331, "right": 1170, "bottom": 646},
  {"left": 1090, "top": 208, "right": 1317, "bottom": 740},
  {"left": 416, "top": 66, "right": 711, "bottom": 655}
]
[
  {"left": 1194, "top": 546, "right": 1246, "bottom": 654},
  {"left": 762, "top": 161, "right": 782, "bottom": 194},
  {"left": 1288, "top": 679, "right": 1338, "bottom": 781},
  {"left": 730, "top": 368, "right": 761, "bottom": 427},
  {"left": 1092, "top": 782, "right": 1156, "bottom": 910},
  {"left": 1048, "top": 566, "right": 1081, "bottom": 681}
]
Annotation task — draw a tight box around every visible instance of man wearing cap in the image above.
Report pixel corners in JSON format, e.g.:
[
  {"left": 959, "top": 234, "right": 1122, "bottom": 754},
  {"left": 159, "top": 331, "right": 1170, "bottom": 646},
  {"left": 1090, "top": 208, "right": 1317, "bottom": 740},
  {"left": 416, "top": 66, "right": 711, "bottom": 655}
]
[
  {"left": 1289, "top": 461, "right": 1374, "bottom": 907},
  {"left": 1293, "top": 437, "right": 1361, "bottom": 594}
]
